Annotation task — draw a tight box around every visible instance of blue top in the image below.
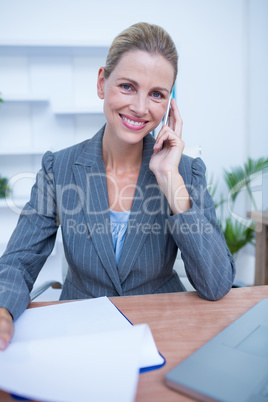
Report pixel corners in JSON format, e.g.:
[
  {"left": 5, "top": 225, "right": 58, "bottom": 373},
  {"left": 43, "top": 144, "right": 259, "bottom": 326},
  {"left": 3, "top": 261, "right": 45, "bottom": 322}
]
[{"left": 109, "top": 209, "right": 131, "bottom": 266}]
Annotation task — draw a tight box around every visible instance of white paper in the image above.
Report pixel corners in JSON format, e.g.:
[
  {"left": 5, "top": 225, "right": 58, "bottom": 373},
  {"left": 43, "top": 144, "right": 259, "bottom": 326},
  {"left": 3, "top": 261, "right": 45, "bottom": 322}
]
[
  {"left": 12, "top": 297, "right": 131, "bottom": 342},
  {"left": 0, "top": 297, "right": 164, "bottom": 402}
]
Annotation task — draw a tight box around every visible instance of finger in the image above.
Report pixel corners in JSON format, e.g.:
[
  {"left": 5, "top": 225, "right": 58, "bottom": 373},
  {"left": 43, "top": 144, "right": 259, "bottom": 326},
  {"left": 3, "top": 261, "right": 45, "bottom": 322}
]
[
  {"left": 154, "top": 127, "right": 180, "bottom": 150},
  {"left": 169, "top": 98, "right": 183, "bottom": 138},
  {"left": 0, "top": 326, "right": 14, "bottom": 349},
  {"left": 154, "top": 130, "right": 170, "bottom": 150},
  {"left": 0, "top": 310, "right": 14, "bottom": 350}
]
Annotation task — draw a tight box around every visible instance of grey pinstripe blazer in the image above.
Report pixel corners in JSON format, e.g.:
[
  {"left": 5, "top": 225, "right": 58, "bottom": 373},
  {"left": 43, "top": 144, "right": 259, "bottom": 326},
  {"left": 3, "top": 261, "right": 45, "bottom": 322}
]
[{"left": 0, "top": 126, "right": 235, "bottom": 320}]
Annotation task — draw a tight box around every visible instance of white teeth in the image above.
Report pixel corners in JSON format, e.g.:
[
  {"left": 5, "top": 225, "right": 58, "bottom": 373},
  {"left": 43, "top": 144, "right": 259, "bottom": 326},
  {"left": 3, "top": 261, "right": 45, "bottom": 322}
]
[{"left": 121, "top": 116, "right": 145, "bottom": 126}]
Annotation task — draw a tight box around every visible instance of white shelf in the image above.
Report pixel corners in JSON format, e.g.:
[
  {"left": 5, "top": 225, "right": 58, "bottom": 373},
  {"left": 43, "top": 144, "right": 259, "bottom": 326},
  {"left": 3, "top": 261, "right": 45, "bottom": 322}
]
[
  {"left": 0, "top": 39, "right": 109, "bottom": 47},
  {"left": 0, "top": 42, "right": 109, "bottom": 57},
  {"left": 0, "top": 198, "right": 28, "bottom": 208},
  {"left": 0, "top": 199, "right": 7, "bottom": 208},
  {"left": 54, "top": 107, "right": 103, "bottom": 115},
  {"left": 0, "top": 40, "right": 106, "bottom": 216},
  {"left": 1, "top": 95, "right": 103, "bottom": 115},
  {"left": 0, "top": 150, "right": 46, "bottom": 156},
  {"left": 2, "top": 94, "right": 49, "bottom": 103}
]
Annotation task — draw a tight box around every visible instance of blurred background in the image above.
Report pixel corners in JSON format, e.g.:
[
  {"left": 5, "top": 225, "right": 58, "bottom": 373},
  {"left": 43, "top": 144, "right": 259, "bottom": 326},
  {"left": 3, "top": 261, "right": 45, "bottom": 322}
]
[{"left": 0, "top": 0, "right": 267, "bottom": 294}]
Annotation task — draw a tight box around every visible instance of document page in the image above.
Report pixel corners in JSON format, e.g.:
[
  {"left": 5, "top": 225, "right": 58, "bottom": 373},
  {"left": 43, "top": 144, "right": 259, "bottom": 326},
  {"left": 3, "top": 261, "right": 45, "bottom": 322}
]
[{"left": 0, "top": 297, "right": 165, "bottom": 402}]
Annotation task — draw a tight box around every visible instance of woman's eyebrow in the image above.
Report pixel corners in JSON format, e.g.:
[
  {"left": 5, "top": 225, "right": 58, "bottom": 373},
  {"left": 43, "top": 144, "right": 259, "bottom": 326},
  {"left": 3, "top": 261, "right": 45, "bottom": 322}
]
[
  {"left": 150, "top": 86, "right": 170, "bottom": 94},
  {"left": 118, "top": 78, "right": 170, "bottom": 94},
  {"left": 117, "top": 77, "right": 139, "bottom": 86}
]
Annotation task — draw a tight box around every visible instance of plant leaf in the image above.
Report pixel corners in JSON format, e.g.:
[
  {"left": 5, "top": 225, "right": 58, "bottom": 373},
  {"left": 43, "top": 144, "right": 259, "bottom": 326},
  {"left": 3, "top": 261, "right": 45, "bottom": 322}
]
[
  {"left": 222, "top": 217, "right": 255, "bottom": 255},
  {"left": 224, "top": 157, "right": 268, "bottom": 203}
]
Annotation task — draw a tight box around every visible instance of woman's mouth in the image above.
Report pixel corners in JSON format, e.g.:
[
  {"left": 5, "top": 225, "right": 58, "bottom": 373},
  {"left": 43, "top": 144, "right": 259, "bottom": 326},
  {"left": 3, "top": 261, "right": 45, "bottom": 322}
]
[{"left": 120, "top": 114, "right": 148, "bottom": 130}]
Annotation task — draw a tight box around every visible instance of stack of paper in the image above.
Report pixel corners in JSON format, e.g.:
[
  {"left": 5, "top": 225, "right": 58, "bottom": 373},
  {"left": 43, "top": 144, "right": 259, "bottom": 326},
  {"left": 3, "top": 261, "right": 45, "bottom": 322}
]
[{"left": 0, "top": 297, "right": 165, "bottom": 402}]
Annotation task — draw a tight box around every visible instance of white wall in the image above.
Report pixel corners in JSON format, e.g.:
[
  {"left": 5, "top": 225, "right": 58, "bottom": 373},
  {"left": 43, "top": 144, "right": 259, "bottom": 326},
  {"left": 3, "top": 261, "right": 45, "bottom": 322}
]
[
  {"left": 248, "top": 0, "right": 268, "bottom": 159},
  {"left": 1, "top": 0, "right": 267, "bottom": 177},
  {"left": 0, "top": 0, "right": 267, "bottom": 290},
  {"left": 0, "top": 0, "right": 267, "bottom": 211},
  {"left": 248, "top": 0, "right": 268, "bottom": 211}
]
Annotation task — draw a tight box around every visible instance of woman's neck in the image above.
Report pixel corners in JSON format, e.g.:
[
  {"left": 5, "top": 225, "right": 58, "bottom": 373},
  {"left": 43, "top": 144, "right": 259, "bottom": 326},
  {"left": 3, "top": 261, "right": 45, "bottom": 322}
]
[{"left": 102, "top": 128, "right": 143, "bottom": 174}]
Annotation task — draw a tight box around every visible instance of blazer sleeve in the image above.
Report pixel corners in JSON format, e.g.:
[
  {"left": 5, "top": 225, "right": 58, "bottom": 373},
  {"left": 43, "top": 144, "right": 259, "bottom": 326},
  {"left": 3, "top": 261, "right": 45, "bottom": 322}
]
[
  {"left": 0, "top": 151, "right": 58, "bottom": 320},
  {"left": 168, "top": 157, "right": 236, "bottom": 301}
]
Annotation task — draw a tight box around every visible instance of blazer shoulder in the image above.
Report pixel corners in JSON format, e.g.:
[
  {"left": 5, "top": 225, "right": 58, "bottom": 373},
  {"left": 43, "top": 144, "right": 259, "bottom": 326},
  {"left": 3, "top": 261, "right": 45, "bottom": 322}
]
[
  {"left": 40, "top": 140, "right": 88, "bottom": 177},
  {"left": 179, "top": 154, "right": 206, "bottom": 185},
  {"left": 46, "top": 125, "right": 105, "bottom": 170},
  {"left": 53, "top": 139, "right": 89, "bottom": 163}
]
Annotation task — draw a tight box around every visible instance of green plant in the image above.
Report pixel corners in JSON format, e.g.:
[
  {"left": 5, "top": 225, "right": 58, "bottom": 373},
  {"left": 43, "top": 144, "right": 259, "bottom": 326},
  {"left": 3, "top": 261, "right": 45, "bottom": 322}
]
[
  {"left": 224, "top": 157, "right": 268, "bottom": 207},
  {"left": 209, "top": 157, "right": 268, "bottom": 256},
  {"left": 0, "top": 176, "right": 10, "bottom": 198},
  {"left": 0, "top": 92, "right": 3, "bottom": 103},
  {"left": 221, "top": 218, "right": 255, "bottom": 255}
]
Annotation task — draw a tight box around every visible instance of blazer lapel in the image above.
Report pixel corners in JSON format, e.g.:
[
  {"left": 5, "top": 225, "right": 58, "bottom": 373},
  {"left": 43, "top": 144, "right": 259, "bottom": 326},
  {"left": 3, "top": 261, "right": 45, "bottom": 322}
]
[
  {"left": 72, "top": 127, "right": 122, "bottom": 295},
  {"left": 71, "top": 127, "right": 163, "bottom": 291},
  {"left": 118, "top": 134, "right": 163, "bottom": 284}
]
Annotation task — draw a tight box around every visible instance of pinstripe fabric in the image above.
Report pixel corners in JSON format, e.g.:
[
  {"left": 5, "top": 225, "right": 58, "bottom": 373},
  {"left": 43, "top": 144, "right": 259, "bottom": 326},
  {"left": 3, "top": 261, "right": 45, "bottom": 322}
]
[{"left": 0, "top": 126, "right": 236, "bottom": 320}]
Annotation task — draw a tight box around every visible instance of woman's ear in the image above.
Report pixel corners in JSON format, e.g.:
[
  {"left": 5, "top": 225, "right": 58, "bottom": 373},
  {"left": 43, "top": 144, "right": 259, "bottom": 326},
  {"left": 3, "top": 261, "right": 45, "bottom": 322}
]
[{"left": 97, "top": 67, "right": 105, "bottom": 99}]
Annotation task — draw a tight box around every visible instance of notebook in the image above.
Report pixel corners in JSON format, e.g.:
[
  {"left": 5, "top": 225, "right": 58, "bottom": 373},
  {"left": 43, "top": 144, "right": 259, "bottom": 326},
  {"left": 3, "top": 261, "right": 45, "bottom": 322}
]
[
  {"left": 166, "top": 298, "right": 268, "bottom": 402},
  {"left": 0, "top": 297, "right": 165, "bottom": 402}
]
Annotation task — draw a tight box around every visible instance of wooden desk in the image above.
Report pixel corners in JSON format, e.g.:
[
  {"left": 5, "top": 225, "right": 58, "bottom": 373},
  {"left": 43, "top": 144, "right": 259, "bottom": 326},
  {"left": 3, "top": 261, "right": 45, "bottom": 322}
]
[
  {"left": 247, "top": 210, "right": 268, "bottom": 285},
  {"left": 0, "top": 286, "right": 268, "bottom": 402}
]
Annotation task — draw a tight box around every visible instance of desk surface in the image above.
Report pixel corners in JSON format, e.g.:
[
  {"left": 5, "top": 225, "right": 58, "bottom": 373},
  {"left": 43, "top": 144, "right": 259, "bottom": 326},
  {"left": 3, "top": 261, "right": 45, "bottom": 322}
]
[
  {"left": 247, "top": 210, "right": 268, "bottom": 225},
  {"left": 1, "top": 286, "right": 268, "bottom": 402}
]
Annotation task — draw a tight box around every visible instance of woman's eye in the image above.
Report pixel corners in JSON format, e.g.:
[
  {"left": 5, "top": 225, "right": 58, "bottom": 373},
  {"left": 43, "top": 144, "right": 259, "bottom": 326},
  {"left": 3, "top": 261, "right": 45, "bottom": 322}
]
[
  {"left": 121, "top": 84, "right": 132, "bottom": 91},
  {"left": 151, "top": 92, "right": 163, "bottom": 99}
]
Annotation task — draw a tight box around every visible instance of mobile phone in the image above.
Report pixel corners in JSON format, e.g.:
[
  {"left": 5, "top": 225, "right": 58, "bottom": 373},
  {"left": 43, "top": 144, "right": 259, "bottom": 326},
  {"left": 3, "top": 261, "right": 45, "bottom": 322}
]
[{"left": 163, "top": 93, "right": 172, "bottom": 126}]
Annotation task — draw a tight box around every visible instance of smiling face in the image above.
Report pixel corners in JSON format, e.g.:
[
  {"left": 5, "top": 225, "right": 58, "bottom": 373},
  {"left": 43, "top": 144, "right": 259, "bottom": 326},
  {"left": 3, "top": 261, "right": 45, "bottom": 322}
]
[{"left": 97, "top": 50, "right": 174, "bottom": 145}]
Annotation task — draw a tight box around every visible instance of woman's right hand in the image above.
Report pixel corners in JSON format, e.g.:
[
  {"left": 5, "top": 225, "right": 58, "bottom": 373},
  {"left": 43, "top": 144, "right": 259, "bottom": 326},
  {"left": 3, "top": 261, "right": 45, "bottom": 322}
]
[{"left": 0, "top": 307, "right": 14, "bottom": 350}]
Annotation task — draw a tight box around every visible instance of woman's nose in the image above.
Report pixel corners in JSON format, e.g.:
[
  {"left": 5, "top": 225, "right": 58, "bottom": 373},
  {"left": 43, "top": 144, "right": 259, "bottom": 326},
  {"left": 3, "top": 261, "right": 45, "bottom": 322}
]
[{"left": 129, "top": 95, "right": 148, "bottom": 116}]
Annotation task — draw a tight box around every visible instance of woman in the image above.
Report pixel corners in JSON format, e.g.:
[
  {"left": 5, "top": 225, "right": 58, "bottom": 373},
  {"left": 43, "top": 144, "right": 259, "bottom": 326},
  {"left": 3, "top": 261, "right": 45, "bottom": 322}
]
[{"left": 0, "top": 23, "right": 236, "bottom": 350}]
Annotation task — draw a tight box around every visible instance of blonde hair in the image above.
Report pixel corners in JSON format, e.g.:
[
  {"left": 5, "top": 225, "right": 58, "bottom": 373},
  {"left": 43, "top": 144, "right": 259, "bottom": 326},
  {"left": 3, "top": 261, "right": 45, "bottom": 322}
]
[{"left": 104, "top": 22, "right": 178, "bottom": 86}]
